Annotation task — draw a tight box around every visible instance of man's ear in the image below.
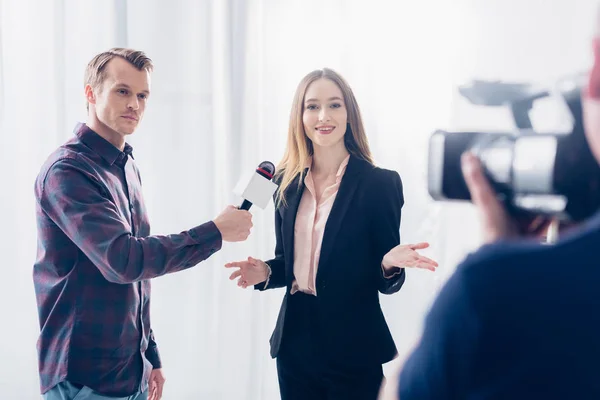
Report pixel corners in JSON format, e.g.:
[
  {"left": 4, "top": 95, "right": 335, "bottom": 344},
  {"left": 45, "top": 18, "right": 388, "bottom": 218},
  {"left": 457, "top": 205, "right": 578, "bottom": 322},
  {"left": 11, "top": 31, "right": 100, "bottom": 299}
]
[{"left": 85, "top": 84, "right": 96, "bottom": 106}]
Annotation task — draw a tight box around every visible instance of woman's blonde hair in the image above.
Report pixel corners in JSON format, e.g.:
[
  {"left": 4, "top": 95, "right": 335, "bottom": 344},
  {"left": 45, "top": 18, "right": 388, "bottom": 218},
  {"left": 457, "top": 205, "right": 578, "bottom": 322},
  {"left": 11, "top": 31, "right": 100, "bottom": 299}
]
[{"left": 276, "top": 68, "right": 373, "bottom": 206}]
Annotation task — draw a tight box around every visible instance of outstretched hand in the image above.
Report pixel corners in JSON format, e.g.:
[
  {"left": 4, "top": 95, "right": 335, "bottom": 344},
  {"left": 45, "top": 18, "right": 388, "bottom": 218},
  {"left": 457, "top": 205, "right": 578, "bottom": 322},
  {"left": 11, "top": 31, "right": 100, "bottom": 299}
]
[
  {"left": 225, "top": 257, "right": 269, "bottom": 288},
  {"left": 382, "top": 242, "right": 438, "bottom": 272}
]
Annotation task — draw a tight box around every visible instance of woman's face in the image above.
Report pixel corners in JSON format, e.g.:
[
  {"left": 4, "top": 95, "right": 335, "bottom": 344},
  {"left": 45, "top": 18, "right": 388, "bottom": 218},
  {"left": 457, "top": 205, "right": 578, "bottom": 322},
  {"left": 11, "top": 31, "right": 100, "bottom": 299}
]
[{"left": 302, "top": 78, "right": 348, "bottom": 151}]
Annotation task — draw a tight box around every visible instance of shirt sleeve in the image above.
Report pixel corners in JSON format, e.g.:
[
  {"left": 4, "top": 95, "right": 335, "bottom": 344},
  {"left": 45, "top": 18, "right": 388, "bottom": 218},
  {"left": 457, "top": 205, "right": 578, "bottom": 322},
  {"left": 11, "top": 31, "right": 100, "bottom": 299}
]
[
  {"left": 398, "top": 268, "right": 480, "bottom": 399},
  {"left": 38, "top": 157, "right": 222, "bottom": 284},
  {"left": 145, "top": 329, "right": 162, "bottom": 369}
]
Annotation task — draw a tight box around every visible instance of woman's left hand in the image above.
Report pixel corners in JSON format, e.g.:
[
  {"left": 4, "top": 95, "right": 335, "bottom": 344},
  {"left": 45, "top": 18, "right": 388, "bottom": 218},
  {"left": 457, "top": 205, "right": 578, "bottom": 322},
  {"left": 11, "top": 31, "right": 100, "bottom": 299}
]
[{"left": 382, "top": 242, "right": 438, "bottom": 272}]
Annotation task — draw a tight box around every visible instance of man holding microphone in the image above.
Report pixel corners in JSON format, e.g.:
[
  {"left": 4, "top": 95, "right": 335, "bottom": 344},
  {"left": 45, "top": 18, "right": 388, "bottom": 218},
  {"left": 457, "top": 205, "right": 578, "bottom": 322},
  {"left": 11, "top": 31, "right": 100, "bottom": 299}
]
[{"left": 34, "top": 48, "right": 252, "bottom": 400}]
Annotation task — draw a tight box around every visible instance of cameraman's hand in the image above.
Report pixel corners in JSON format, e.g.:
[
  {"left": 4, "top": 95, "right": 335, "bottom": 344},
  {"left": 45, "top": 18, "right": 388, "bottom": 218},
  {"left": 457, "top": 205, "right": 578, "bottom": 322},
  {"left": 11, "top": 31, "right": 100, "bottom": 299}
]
[
  {"left": 461, "top": 152, "right": 549, "bottom": 243},
  {"left": 213, "top": 206, "right": 253, "bottom": 242}
]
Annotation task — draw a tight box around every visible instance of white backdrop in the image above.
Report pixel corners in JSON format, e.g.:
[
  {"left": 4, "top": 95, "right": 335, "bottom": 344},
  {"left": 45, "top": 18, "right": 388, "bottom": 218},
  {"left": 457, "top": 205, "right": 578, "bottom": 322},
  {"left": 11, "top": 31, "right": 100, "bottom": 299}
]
[{"left": 0, "top": 0, "right": 597, "bottom": 399}]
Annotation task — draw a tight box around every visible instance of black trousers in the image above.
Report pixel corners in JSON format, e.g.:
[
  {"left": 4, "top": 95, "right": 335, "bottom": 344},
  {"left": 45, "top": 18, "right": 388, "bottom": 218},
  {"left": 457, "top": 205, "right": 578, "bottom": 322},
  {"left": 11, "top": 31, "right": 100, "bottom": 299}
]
[{"left": 276, "top": 292, "right": 384, "bottom": 400}]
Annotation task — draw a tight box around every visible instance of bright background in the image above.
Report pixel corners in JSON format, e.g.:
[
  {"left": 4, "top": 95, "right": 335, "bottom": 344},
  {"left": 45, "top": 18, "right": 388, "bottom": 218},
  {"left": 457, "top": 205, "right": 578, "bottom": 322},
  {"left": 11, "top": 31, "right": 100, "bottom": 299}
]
[{"left": 0, "top": 0, "right": 597, "bottom": 398}]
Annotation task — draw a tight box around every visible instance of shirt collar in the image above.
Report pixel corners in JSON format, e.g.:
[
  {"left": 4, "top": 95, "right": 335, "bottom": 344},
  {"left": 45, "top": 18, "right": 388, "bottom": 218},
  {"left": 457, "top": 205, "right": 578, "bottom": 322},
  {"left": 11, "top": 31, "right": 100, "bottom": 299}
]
[
  {"left": 74, "top": 122, "right": 134, "bottom": 166},
  {"left": 305, "top": 154, "right": 351, "bottom": 178},
  {"left": 335, "top": 154, "right": 351, "bottom": 178}
]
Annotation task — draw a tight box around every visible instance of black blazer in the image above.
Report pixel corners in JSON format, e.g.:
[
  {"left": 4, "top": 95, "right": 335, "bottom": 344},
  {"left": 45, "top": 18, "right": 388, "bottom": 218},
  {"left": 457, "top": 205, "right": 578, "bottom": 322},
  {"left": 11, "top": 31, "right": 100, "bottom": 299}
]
[{"left": 256, "top": 155, "right": 406, "bottom": 367}]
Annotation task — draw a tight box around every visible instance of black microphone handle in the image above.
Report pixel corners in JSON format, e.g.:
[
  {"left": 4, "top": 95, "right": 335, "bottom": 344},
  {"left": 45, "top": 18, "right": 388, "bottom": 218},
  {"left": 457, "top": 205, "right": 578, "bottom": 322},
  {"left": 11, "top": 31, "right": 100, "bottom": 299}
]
[{"left": 239, "top": 199, "right": 253, "bottom": 210}]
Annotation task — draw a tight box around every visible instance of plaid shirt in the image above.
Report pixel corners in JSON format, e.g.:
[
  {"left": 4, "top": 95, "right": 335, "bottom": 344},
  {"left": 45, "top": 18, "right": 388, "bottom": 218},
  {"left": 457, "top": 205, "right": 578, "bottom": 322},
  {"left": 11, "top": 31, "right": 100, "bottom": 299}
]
[{"left": 33, "top": 123, "right": 222, "bottom": 396}]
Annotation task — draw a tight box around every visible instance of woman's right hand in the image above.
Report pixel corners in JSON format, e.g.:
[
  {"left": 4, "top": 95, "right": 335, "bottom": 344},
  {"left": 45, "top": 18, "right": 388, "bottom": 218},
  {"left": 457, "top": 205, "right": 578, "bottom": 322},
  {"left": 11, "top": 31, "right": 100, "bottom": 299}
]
[{"left": 224, "top": 257, "right": 270, "bottom": 289}]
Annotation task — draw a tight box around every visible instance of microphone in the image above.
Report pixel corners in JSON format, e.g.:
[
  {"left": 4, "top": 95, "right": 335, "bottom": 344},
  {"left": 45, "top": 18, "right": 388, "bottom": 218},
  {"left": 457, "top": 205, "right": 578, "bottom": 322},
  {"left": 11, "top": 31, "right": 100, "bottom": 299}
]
[{"left": 233, "top": 161, "right": 278, "bottom": 210}]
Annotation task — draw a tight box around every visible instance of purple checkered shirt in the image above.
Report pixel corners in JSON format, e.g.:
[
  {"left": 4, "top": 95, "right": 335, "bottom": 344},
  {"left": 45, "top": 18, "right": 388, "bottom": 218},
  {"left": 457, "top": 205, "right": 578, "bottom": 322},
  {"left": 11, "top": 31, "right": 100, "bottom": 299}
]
[{"left": 33, "top": 123, "right": 222, "bottom": 396}]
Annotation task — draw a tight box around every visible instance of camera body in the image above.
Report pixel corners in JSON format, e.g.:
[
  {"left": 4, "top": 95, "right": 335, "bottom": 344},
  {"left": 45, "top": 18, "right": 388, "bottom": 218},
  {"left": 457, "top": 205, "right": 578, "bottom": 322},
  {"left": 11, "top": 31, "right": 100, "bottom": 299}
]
[{"left": 428, "top": 76, "right": 600, "bottom": 222}]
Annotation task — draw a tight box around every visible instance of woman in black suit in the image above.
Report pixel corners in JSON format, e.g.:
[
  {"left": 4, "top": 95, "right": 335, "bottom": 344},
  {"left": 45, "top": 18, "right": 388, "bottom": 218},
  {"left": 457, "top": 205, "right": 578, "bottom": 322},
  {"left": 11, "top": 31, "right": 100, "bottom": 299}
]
[{"left": 225, "top": 68, "right": 437, "bottom": 400}]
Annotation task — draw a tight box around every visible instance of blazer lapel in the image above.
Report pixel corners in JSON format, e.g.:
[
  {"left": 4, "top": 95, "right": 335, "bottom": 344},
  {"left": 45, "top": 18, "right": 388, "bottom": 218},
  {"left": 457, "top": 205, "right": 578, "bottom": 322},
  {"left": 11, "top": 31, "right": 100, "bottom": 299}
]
[
  {"left": 316, "top": 156, "right": 371, "bottom": 283},
  {"left": 280, "top": 173, "right": 305, "bottom": 281}
]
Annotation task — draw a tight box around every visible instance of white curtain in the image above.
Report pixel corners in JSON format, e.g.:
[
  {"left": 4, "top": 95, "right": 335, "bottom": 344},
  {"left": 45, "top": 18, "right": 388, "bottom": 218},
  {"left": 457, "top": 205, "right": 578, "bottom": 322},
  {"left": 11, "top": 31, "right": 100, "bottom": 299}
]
[{"left": 0, "top": 0, "right": 597, "bottom": 399}]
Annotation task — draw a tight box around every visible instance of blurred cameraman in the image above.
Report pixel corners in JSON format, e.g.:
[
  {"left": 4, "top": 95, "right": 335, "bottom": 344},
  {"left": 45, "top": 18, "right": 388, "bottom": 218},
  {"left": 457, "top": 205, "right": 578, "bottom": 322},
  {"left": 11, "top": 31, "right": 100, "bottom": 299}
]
[{"left": 394, "top": 12, "right": 600, "bottom": 400}]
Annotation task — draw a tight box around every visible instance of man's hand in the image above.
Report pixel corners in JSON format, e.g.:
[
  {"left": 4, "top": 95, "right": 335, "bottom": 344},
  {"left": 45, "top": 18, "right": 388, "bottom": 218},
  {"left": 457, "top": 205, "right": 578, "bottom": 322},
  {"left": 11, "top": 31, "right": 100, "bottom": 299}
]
[
  {"left": 461, "top": 152, "right": 550, "bottom": 243},
  {"left": 149, "top": 368, "right": 166, "bottom": 400},
  {"left": 225, "top": 257, "right": 269, "bottom": 288},
  {"left": 213, "top": 205, "right": 253, "bottom": 242},
  {"left": 382, "top": 242, "right": 438, "bottom": 272}
]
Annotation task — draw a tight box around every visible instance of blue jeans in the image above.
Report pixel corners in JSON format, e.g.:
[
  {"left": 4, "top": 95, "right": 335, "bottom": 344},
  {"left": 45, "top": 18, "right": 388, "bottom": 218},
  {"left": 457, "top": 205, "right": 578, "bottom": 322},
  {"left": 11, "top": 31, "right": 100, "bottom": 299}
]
[{"left": 43, "top": 381, "right": 148, "bottom": 400}]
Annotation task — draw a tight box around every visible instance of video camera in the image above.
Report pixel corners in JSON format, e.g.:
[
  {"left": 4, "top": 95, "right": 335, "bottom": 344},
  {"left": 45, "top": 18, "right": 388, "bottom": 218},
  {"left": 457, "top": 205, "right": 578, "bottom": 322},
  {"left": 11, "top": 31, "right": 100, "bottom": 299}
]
[{"left": 427, "top": 75, "right": 600, "bottom": 222}]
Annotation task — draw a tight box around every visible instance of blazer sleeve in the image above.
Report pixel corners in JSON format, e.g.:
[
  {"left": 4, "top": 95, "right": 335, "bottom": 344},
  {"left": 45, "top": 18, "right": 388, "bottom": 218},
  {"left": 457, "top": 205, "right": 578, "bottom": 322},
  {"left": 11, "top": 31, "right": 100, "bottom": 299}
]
[
  {"left": 370, "top": 169, "right": 406, "bottom": 295},
  {"left": 254, "top": 206, "right": 286, "bottom": 291},
  {"left": 255, "top": 172, "right": 290, "bottom": 291}
]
